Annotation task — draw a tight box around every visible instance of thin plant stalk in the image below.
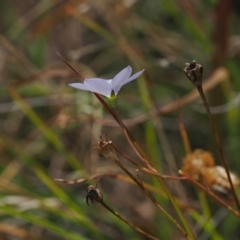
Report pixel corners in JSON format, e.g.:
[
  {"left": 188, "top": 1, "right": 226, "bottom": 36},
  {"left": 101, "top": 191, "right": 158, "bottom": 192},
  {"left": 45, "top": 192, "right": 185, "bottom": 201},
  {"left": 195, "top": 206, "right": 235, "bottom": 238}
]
[
  {"left": 116, "top": 163, "right": 189, "bottom": 239},
  {"left": 178, "top": 113, "right": 218, "bottom": 237},
  {"left": 94, "top": 93, "right": 150, "bottom": 165},
  {"left": 112, "top": 145, "right": 187, "bottom": 182},
  {"left": 95, "top": 96, "right": 195, "bottom": 239},
  {"left": 60, "top": 56, "right": 194, "bottom": 238},
  {"left": 96, "top": 138, "right": 191, "bottom": 239},
  {"left": 100, "top": 200, "right": 159, "bottom": 240},
  {"left": 184, "top": 60, "right": 240, "bottom": 211},
  {"left": 179, "top": 170, "right": 240, "bottom": 218},
  {"left": 117, "top": 126, "right": 196, "bottom": 239},
  {"left": 198, "top": 86, "right": 240, "bottom": 210}
]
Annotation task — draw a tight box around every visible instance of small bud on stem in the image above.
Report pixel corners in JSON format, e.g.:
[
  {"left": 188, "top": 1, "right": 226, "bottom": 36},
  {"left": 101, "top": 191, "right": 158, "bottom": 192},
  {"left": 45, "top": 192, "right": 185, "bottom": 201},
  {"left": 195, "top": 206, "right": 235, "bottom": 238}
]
[
  {"left": 183, "top": 60, "right": 203, "bottom": 89},
  {"left": 86, "top": 182, "right": 103, "bottom": 205}
]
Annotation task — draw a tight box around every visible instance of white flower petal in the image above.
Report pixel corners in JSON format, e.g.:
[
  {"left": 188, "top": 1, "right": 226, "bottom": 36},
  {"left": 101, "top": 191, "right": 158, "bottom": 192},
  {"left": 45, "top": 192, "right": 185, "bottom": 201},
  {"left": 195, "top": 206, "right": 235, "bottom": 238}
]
[
  {"left": 123, "top": 69, "right": 145, "bottom": 85},
  {"left": 112, "top": 66, "right": 132, "bottom": 95},
  {"left": 113, "top": 69, "right": 145, "bottom": 95},
  {"left": 68, "top": 67, "right": 144, "bottom": 98},
  {"left": 68, "top": 83, "right": 88, "bottom": 91},
  {"left": 84, "top": 78, "right": 112, "bottom": 97}
]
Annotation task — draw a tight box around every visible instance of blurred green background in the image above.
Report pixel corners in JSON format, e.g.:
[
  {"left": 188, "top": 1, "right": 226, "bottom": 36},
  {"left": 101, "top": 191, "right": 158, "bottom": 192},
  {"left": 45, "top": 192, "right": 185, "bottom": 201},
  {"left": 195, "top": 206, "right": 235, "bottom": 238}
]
[{"left": 1, "top": 0, "right": 240, "bottom": 239}]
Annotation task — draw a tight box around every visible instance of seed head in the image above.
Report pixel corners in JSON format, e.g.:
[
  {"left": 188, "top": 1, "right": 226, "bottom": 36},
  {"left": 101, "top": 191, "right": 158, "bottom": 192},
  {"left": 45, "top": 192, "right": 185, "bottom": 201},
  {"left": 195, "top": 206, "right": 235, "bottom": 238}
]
[
  {"left": 86, "top": 182, "right": 103, "bottom": 205},
  {"left": 94, "top": 135, "right": 117, "bottom": 161},
  {"left": 183, "top": 60, "right": 203, "bottom": 88}
]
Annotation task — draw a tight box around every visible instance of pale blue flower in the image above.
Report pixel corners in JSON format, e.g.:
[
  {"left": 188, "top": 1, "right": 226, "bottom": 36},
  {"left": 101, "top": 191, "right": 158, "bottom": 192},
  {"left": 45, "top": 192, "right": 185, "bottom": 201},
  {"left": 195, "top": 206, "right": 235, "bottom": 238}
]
[{"left": 69, "top": 66, "right": 144, "bottom": 97}]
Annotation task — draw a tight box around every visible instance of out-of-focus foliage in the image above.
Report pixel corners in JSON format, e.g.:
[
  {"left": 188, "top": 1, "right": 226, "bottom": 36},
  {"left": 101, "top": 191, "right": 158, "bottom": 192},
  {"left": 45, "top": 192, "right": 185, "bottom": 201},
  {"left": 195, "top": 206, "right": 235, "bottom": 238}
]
[{"left": 1, "top": 0, "right": 240, "bottom": 239}]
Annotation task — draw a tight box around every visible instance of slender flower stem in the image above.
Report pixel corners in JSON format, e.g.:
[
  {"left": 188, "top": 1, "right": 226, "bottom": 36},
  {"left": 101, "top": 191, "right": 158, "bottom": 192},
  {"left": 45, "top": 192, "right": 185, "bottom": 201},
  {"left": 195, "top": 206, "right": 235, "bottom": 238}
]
[
  {"left": 112, "top": 145, "right": 140, "bottom": 167},
  {"left": 94, "top": 96, "right": 194, "bottom": 239},
  {"left": 96, "top": 139, "right": 191, "bottom": 239},
  {"left": 60, "top": 57, "right": 194, "bottom": 238},
  {"left": 140, "top": 167, "right": 187, "bottom": 180},
  {"left": 100, "top": 201, "right": 159, "bottom": 240},
  {"left": 197, "top": 85, "right": 240, "bottom": 211},
  {"left": 118, "top": 128, "right": 196, "bottom": 239},
  {"left": 115, "top": 161, "right": 189, "bottom": 239},
  {"left": 95, "top": 93, "right": 150, "bottom": 165},
  {"left": 57, "top": 53, "right": 85, "bottom": 80},
  {"left": 183, "top": 60, "right": 240, "bottom": 211}
]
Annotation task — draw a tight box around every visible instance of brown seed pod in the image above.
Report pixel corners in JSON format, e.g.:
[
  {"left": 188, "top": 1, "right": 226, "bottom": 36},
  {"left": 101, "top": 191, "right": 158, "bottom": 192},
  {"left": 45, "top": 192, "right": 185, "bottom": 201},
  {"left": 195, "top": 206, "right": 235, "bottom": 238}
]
[
  {"left": 183, "top": 60, "right": 203, "bottom": 88},
  {"left": 86, "top": 182, "right": 103, "bottom": 205}
]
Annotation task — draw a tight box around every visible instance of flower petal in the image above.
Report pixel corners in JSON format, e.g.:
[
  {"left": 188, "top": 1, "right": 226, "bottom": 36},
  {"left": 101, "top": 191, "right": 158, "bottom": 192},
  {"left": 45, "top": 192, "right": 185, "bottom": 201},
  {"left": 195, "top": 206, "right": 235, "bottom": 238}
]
[
  {"left": 123, "top": 69, "right": 145, "bottom": 85},
  {"left": 112, "top": 66, "right": 132, "bottom": 95},
  {"left": 68, "top": 83, "right": 88, "bottom": 91},
  {"left": 112, "top": 69, "right": 145, "bottom": 95},
  {"left": 84, "top": 78, "right": 112, "bottom": 97}
]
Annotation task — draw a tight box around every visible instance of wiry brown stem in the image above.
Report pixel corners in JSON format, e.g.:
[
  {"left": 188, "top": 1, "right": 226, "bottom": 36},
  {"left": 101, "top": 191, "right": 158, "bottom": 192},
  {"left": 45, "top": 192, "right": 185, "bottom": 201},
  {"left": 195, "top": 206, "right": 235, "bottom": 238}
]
[
  {"left": 197, "top": 86, "right": 240, "bottom": 211},
  {"left": 116, "top": 161, "right": 189, "bottom": 239},
  {"left": 179, "top": 170, "right": 240, "bottom": 218},
  {"left": 59, "top": 55, "right": 193, "bottom": 239},
  {"left": 100, "top": 201, "right": 159, "bottom": 240},
  {"left": 96, "top": 138, "right": 190, "bottom": 239},
  {"left": 112, "top": 144, "right": 139, "bottom": 167},
  {"left": 94, "top": 93, "right": 150, "bottom": 166},
  {"left": 184, "top": 60, "right": 240, "bottom": 211},
  {"left": 141, "top": 167, "right": 187, "bottom": 180},
  {"left": 113, "top": 144, "right": 187, "bottom": 181}
]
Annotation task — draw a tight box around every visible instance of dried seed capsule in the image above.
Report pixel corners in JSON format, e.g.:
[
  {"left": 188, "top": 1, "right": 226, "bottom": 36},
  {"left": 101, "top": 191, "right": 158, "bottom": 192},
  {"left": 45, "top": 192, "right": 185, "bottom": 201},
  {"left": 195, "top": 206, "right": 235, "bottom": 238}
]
[
  {"left": 183, "top": 60, "right": 203, "bottom": 88},
  {"left": 86, "top": 183, "right": 103, "bottom": 205}
]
